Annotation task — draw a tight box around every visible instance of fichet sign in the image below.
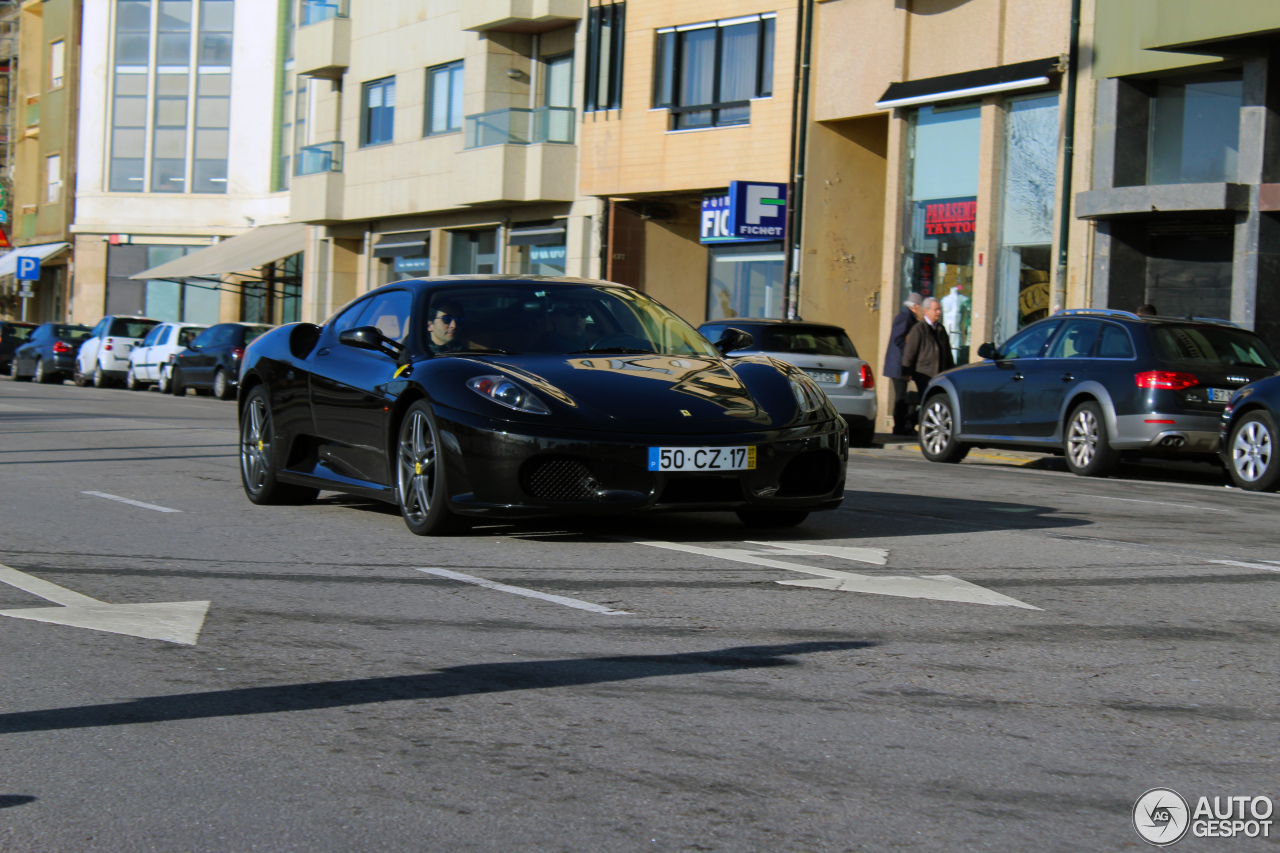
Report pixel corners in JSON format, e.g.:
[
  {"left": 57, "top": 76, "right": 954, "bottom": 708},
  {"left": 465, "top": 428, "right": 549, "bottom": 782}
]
[{"left": 700, "top": 181, "right": 788, "bottom": 244}]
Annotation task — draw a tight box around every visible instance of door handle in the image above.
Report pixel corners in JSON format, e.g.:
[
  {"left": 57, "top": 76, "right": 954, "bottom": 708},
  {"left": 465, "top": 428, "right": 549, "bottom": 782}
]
[
  {"left": 1012, "top": 372, "right": 1024, "bottom": 381},
  {"left": 1060, "top": 373, "right": 1074, "bottom": 382},
  {"left": 317, "top": 347, "right": 331, "bottom": 357}
]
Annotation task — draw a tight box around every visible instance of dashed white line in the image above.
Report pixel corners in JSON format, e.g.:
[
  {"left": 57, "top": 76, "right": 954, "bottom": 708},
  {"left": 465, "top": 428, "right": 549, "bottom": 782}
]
[
  {"left": 81, "top": 491, "right": 182, "bottom": 513},
  {"left": 417, "top": 568, "right": 629, "bottom": 615}
]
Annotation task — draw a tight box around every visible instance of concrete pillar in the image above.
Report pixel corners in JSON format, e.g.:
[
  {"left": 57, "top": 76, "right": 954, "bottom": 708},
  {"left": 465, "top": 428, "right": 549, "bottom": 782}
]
[
  {"left": 71, "top": 235, "right": 107, "bottom": 324},
  {"left": 970, "top": 98, "right": 1004, "bottom": 353}
]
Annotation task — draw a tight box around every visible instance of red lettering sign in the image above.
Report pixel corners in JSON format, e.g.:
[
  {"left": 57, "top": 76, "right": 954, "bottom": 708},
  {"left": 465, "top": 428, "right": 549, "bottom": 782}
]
[{"left": 924, "top": 200, "right": 977, "bottom": 236}]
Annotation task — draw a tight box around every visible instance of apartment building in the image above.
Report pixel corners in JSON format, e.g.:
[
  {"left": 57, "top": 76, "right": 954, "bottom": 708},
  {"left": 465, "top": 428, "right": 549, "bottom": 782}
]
[
  {"left": 578, "top": 0, "right": 796, "bottom": 326},
  {"left": 1079, "top": 0, "right": 1280, "bottom": 355},
  {"left": 286, "top": 0, "right": 601, "bottom": 325},
  {"left": 70, "top": 0, "right": 295, "bottom": 326},
  {"left": 805, "top": 0, "right": 1096, "bottom": 432}
]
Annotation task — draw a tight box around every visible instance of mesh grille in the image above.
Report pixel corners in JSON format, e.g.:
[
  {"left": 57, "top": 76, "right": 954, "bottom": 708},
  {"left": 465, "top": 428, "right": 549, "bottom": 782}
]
[{"left": 521, "top": 458, "right": 601, "bottom": 502}]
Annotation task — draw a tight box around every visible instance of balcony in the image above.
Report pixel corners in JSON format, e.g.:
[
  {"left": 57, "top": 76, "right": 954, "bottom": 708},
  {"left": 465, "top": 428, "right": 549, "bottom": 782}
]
[
  {"left": 451, "top": 141, "right": 577, "bottom": 206},
  {"left": 295, "top": 141, "right": 343, "bottom": 177},
  {"left": 296, "top": 2, "right": 350, "bottom": 79},
  {"left": 464, "top": 106, "right": 575, "bottom": 149},
  {"left": 459, "top": 0, "right": 583, "bottom": 34}
]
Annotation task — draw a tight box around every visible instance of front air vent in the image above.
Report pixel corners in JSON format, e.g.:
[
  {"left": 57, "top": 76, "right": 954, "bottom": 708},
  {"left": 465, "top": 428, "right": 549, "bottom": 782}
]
[
  {"left": 520, "top": 457, "right": 601, "bottom": 502},
  {"left": 776, "top": 451, "right": 841, "bottom": 497}
]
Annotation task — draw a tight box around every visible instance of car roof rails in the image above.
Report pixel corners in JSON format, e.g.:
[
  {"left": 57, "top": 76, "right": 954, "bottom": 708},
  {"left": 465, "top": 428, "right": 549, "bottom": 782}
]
[
  {"left": 1053, "top": 308, "right": 1141, "bottom": 320},
  {"left": 1185, "top": 316, "right": 1241, "bottom": 328}
]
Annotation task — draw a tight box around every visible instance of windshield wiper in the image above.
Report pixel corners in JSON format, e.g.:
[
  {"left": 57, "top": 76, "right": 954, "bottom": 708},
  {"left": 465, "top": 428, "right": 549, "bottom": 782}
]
[{"left": 569, "top": 347, "right": 657, "bottom": 355}]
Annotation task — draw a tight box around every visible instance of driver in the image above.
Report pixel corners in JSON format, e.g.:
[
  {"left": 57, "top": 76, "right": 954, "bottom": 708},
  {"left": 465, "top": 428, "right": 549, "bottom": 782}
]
[
  {"left": 541, "top": 299, "right": 592, "bottom": 352},
  {"left": 427, "top": 300, "right": 468, "bottom": 354}
]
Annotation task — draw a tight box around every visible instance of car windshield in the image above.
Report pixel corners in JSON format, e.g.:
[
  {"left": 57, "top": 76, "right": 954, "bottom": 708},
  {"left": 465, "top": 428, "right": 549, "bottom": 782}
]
[
  {"left": 759, "top": 326, "right": 857, "bottom": 357},
  {"left": 109, "top": 318, "right": 160, "bottom": 338},
  {"left": 421, "top": 284, "right": 718, "bottom": 357},
  {"left": 1151, "top": 324, "right": 1279, "bottom": 369},
  {"left": 178, "top": 327, "right": 207, "bottom": 346},
  {"left": 53, "top": 325, "right": 92, "bottom": 341}
]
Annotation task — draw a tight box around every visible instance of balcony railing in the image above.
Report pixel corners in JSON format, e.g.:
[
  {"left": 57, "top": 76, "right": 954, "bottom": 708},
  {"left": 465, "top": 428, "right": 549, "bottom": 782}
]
[
  {"left": 464, "top": 106, "right": 575, "bottom": 149},
  {"left": 302, "top": 0, "right": 349, "bottom": 26},
  {"left": 295, "top": 141, "right": 344, "bottom": 176}
]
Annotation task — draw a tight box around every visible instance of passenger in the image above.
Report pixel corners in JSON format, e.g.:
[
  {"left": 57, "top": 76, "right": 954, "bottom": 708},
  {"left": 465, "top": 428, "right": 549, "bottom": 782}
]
[
  {"left": 542, "top": 299, "right": 593, "bottom": 352},
  {"left": 1136, "top": 303, "right": 1159, "bottom": 316}
]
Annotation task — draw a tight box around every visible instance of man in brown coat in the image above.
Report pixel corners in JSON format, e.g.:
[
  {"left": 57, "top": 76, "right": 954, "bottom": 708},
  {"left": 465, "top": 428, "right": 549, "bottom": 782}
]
[{"left": 901, "top": 296, "right": 955, "bottom": 397}]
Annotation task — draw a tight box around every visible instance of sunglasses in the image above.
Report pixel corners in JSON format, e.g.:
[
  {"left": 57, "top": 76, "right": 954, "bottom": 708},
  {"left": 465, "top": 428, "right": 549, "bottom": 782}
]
[{"left": 434, "top": 314, "right": 466, "bottom": 324}]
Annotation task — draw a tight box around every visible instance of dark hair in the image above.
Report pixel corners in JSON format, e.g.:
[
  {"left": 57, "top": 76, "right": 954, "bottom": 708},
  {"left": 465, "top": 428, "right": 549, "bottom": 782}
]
[
  {"left": 1136, "top": 303, "right": 1158, "bottom": 316},
  {"left": 432, "top": 299, "right": 464, "bottom": 319}
]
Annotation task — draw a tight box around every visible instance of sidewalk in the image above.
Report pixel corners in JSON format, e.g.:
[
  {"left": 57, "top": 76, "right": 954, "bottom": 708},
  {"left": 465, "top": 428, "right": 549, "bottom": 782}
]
[{"left": 857, "top": 433, "right": 1062, "bottom": 469}]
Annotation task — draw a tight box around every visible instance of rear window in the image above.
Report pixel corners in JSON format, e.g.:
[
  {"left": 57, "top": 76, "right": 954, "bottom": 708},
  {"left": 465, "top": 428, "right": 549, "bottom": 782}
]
[
  {"left": 53, "top": 324, "right": 92, "bottom": 341},
  {"left": 109, "top": 318, "right": 160, "bottom": 338},
  {"left": 5, "top": 325, "right": 34, "bottom": 340},
  {"left": 178, "top": 327, "right": 206, "bottom": 346},
  {"left": 760, "top": 327, "right": 857, "bottom": 358},
  {"left": 1150, "top": 325, "right": 1279, "bottom": 369}
]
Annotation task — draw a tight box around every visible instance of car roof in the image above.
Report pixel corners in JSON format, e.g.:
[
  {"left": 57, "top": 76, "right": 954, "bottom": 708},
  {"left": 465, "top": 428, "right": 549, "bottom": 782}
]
[
  {"left": 1051, "top": 309, "right": 1246, "bottom": 329},
  {"left": 393, "top": 274, "right": 630, "bottom": 288},
  {"left": 697, "top": 318, "right": 847, "bottom": 331}
]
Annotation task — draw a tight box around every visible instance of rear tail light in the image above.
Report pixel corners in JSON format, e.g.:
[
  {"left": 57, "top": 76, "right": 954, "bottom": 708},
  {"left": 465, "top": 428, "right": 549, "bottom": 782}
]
[
  {"left": 52, "top": 341, "right": 71, "bottom": 354},
  {"left": 231, "top": 347, "right": 244, "bottom": 361},
  {"left": 1135, "top": 371, "right": 1199, "bottom": 391},
  {"left": 104, "top": 340, "right": 113, "bottom": 351},
  {"left": 859, "top": 363, "right": 875, "bottom": 390}
]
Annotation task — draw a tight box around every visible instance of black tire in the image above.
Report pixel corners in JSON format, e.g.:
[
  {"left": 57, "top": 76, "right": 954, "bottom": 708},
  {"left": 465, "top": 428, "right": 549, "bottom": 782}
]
[
  {"left": 125, "top": 366, "right": 144, "bottom": 391},
  {"left": 213, "top": 368, "right": 234, "bottom": 400},
  {"left": 239, "top": 386, "right": 318, "bottom": 505},
  {"left": 157, "top": 366, "right": 172, "bottom": 394},
  {"left": 1064, "top": 401, "right": 1119, "bottom": 477},
  {"left": 171, "top": 370, "right": 185, "bottom": 396},
  {"left": 92, "top": 363, "right": 108, "bottom": 388},
  {"left": 919, "top": 393, "right": 969, "bottom": 463},
  {"left": 1226, "top": 410, "right": 1280, "bottom": 491},
  {"left": 735, "top": 509, "right": 809, "bottom": 528},
  {"left": 34, "top": 358, "right": 52, "bottom": 384},
  {"left": 395, "top": 401, "right": 469, "bottom": 536}
]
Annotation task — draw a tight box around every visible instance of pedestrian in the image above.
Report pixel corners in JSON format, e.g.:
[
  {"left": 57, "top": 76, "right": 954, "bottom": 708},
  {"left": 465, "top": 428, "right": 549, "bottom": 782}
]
[
  {"left": 900, "top": 296, "right": 955, "bottom": 407},
  {"left": 1136, "top": 303, "right": 1158, "bottom": 316},
  {"left": 883, "top": 292, "right": 923, "bottom": 435}
]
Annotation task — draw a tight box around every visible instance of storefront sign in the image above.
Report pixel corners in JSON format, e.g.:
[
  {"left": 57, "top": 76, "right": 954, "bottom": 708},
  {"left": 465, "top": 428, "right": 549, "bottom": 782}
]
[
  {"left": 700, "top": 181, "right": 789, "bottom": 244},
  {"left": 914, "top": 253, "right": 936, "bottom": 297},
  {"left": 530, "top": 245, "right": 566, "bottom": 263},
  {"left": 923, "top": 197, "right": 977, "bottom": 236}
]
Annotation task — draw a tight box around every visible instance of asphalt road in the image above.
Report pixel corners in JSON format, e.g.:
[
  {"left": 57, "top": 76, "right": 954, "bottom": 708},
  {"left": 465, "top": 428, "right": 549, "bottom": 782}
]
[{"left": 1, "top": 377, "right": 1277, "bottom": 852}]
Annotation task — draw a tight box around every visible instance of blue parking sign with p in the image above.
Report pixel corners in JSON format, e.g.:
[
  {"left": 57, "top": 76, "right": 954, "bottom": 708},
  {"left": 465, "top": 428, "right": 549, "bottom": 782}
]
[{"left": 16, "top": 256, "right": 40, "bottom": 281}]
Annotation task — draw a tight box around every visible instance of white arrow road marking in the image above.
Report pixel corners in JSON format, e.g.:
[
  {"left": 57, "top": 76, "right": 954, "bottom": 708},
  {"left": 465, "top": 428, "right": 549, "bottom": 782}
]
[
  {"left": 744, "top": 541, "right": 889, "bottom": 565},
  {"left": 0, "top": 564, "right": 209, "bottom": 645},
  {"left": 418, "top": 568, "right": 630, "bottom": 615},
  {"left": 81, "top": 491, "right": 182, "bottom": 513},
  {"left": 1208, "top": 560, "right": 1280, "bottom": 573},
  {"left": 638, "top": 541, "right": 1040, "bottom": 610}
]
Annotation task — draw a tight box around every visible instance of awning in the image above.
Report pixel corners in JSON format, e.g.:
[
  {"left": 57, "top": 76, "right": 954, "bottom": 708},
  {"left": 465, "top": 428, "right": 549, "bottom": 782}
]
[
  {"left": 0, "top": 242, "right": 70, "bottom": 277},
  {"left": 130, "top": 222, "right": 306, "bottom": 280},
  {"left": 508, "top": 221, "right": 567, "bottom": 246},
  {"left": 372, "top": 230, "right": 431, "bottom": 258},
  {"left": 875, "top": 57, "right": 1059, "bottom": 110}
]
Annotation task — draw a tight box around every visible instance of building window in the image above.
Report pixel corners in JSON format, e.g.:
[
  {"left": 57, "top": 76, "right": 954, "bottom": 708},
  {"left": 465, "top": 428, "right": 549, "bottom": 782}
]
[
  {"left": 585, "top": 2, "right": 624, "bottom": 112},
  {"left": 511, "top": 221, "right": 568, "bottom": 276},
  {"left": 654, "top": 13, "right": 774, "bottom": 130},
  {"left": 362, "top": 76, "right": 396, "bottom": 146},
  {"left": 45, "top": 153, "right": 62, "bottom": 203},
  {"left": 449, "top": 230, "right": 498, "bottom": 275},
  {"left": 49, "top": 40, "right": 65, "bottom": 89},
  {"left": 108, "top": 0, "right": 234, "bottom": 194},
  {"left": 1148, "top": 71, "right": 1242, "bottom": 185},
  {"left": 425, "top": 61, "right": 463, "bottom": 136}
]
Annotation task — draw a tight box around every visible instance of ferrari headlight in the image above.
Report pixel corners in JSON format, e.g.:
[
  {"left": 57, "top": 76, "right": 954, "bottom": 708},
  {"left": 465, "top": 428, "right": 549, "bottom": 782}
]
[
  {"left": 467, "top": 375, "right": 552, "bottom": 415},
  {"left": 790, "top": 374, "right": 826, "bottom": 414}
]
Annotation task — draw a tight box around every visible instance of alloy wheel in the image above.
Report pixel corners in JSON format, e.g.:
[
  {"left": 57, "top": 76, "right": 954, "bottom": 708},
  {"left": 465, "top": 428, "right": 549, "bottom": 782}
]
[
  {"left": 397, "top": 409, "right": 437, "bottom": 526},
  {"left": 1067, "top": 408, "right": 1099, "bottom": 469},
  {"left": 214, "top": 370, "right": 228, "bottom": 400},
  {"left": 34, "top": 359, "right": 44, "bottom": 383},
  {"left": 93, "top": 365, "right": 105, "bottom": 388},
  {"left": 1232, "top": 420, "right": 1273, "bottom": 483},
  {"left": 240, "top": 394, "right": 271, "bottom": 494},
  {"left": 921, "top": 400, "right": 953, "bottom": 457}
]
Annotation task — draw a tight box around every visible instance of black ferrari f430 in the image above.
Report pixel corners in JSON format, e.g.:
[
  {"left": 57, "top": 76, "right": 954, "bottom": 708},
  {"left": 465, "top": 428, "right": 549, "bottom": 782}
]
[{"left": 237, "top": 276, "right": 848, "bottom": 535}]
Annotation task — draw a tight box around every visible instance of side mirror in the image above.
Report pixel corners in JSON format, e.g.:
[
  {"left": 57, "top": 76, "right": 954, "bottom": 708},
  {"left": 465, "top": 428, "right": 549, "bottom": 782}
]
[
  {"left": 339, "top": 325, "right": 403, "bottom": 357},
  {"left": 714, "top": 327, "right": 754, "bottom": 355},
  {"left": 977, "top": 342, "right": 998, "bottom": 360}
]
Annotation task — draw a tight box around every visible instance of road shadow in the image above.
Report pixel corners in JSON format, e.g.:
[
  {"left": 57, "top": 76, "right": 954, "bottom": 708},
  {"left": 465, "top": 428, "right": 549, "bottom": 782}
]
[
  {"left": 0, "top": 642, "right": 871, "bottom": 734},
  {"left": 0, "top": 796, "right": 36, "bottom": 808}
]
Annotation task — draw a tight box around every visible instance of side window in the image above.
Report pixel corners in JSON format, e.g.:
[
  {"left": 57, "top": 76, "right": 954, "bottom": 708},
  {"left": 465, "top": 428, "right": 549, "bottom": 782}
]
[
  {"left": 214, "top": 326, "right": 236, "bottom": 347},
  {"left": 189, "top": 328, "right": 215, "bottom": 348},
  {"left": 92, "top": 319, "right": 108, "bottom": 337},
  {"left": 157, "top": 327, "right": 172, "bottom": 346},
  {"left": 1096, "top": 323, "right": 1135, "bottom": 359},
  {"left": 1000, "top": 320, "right": 1060, "bottom": 359},
  {"left": 1046, "top": 320, "right": 1101, "bottom": 359},
  {"left": 140, "top": 327, "right": 162, "bottom": 347},
  {"left": 357, "top": 290, "right": 413, "bottom": 343},
  {"left": 331, "top": 299, "right": 371, "bottom": 335}
]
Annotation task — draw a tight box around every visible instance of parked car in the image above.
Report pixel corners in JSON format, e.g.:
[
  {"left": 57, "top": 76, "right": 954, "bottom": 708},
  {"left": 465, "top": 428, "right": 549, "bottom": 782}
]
[
  {"left": 697, "top": 318, "right": 878, "bottom": 446},
  {"left": 126, "top": 322, "right": 208, "bottom": 392},
  {"left": 75, "top": 315, "right": 162, "bottom": 388},
  {"left": 10, "top": 323, "right": 94, "bottom": 383},
  {"left": 237, "top": 277, "right": 847, "bottom": 535},
  {"left": 918, "top": 309, "right": 1280, "bottom": 476},
  {"left": 172, "top": 322, "right": 273, "bottom": 400},
  {"left": 1220, "top": 373, "right": 1280, "bottom": 491},
  {"left": 0, "top": 320, "right": 38, "bottom": 375}
]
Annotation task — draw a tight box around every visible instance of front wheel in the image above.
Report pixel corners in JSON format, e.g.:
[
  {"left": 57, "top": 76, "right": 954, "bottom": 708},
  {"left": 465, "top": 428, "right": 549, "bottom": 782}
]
[
  {"left": 735, "top": 509, "right": 809, "bottom": 528},
  {"left": 239, "top": 387, "right": 318, "bottom": 505},
  {"left": 157, "top": 366, "right": 172, "bottom": 394},
  {"left": 396, "top": 401, "right": 468, "bottom": 536},
  {"left": 125, "top": 366, "right": 143, "bottom": 391},
  {"left": 213, "top": 368, "right": 233, "bottom": 400},
  {"left": 1227, "top": 411, "right": 1280, "bottom": 491},
  {"left": 93, "top": 364, "right": 109, "bottom": 388},
  {"left": 1064, "top": 401, "right": 1119, "bottom": 477},
  {"left": 34, "top": 358, "right": 52, "bottom": 384},
  {"left": 919, "top": 394, "right": 969, "bottom": 463}
]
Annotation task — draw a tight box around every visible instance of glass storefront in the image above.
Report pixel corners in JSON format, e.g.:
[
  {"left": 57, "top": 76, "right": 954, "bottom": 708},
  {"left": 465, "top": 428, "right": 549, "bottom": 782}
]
[
  {"left": 705, "top": 242, "right": 785, "bottom": 320},
  {"left": 510, "top": 221, "right": 568, "bottom": 276},
  {"left": 449, "top": 229, "right": 498, "bottom": 275},
  {"left": 996, "top": 94, "right": 1059, "bottom": 345},
  {"left": 904, "top": 104, "right": 980, "bottom": 362}
]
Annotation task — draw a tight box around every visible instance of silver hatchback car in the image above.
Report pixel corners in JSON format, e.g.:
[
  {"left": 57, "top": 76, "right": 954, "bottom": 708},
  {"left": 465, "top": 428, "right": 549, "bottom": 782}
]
[{"left": 698, "top": 319, "right": 878, "bottom": 445}]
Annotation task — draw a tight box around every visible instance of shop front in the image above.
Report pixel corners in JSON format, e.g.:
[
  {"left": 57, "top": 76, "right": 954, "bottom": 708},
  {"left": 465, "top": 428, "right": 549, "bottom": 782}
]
[{"left": 701, "top": 181, "right": 788, "bottom": 321}]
